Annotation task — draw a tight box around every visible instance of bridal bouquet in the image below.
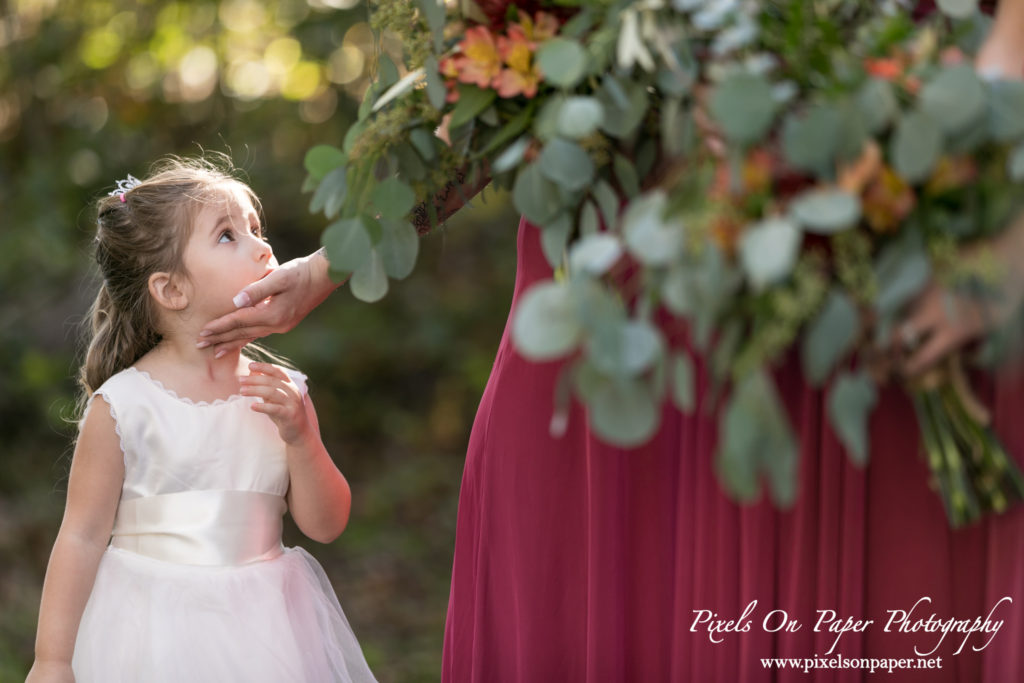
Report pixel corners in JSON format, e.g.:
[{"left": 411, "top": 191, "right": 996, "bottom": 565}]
[{"left": 303, "top": 0, "right": 1024, "bottom": 526}]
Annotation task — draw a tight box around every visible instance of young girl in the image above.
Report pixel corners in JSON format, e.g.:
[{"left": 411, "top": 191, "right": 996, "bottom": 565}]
[{"left": 26, "top": 157, "right": 378, "bottom": 683}]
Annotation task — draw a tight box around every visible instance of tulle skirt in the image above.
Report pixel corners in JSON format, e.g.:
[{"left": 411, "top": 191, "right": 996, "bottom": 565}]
[{"left": 72, "top": 545, "right": 378, "bottom": 683}]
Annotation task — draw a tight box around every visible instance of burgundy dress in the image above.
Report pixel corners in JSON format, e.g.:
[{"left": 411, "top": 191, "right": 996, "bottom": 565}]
[{"left": 441, "top": 217, "right": 1024, "bottom": 682}]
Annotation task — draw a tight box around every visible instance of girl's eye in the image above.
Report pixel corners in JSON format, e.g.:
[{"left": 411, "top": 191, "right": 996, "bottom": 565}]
[
  {"left": 250, "top": 223, "right": 262, "bottom": 237},
  {"left": 217, "top": 230, "right": 234, "bottom": 243}
]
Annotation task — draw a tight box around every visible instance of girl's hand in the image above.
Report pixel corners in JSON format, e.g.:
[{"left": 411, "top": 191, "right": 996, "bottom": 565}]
[
  {"left": 25, "top": 660, "right": 75, "bottom": 683},
  {"left": 197, "top": 251, "right": 341, "bottom": 357},
  {"left": 240, "top": 363, "right": 311, "bottom": 445}
]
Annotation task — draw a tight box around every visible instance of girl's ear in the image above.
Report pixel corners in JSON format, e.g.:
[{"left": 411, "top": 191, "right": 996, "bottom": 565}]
[{"left": 148, "top": 272, "right": 189, "bottom": 311}]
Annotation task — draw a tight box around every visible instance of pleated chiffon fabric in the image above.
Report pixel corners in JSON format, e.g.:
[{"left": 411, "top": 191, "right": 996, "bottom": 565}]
[{"left": 442, "top": 217, "right": 1024, "bottom": 682}]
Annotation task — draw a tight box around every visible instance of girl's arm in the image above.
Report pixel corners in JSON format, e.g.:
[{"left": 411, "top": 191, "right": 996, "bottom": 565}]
[
  {"left": 27, "top": 399, "right": 124, "bottom": 681},
  {"left": 241, "top": 363, "right": 350, "bottom": 544}
]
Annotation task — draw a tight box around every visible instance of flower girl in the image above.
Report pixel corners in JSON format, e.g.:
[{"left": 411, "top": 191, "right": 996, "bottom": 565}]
[{"left": 26, "top": 157, "right": 378, "bottom": 683}]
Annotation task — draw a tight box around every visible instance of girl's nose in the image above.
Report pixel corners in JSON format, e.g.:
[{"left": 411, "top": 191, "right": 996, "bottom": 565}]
[{"left": 253, "top": 236, "right": 273, "bottom": 262}]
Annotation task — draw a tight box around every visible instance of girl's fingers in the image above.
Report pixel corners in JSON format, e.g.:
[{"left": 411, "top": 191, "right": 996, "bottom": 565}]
[
  {"left": 250, "top": 401, "right": 287, "bottom": 417},
  {"left": 239, "top": 383, "right": 292, "bottom": 404},
  {"left": 247, "top": 362, "right": 291, "bottom": 381}
]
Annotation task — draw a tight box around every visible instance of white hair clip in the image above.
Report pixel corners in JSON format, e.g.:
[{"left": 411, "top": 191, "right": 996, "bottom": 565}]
[{"left": 109, "top": 174, "right": 141, "bottom": 202}]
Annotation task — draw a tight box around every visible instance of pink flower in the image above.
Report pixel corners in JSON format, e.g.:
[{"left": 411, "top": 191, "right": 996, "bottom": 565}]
[
  {"left": 457, "top": 26, "right": 503, "bottom": 89},
  {"left": 496, "top": 26, "right": 541, "bottom": 98}
]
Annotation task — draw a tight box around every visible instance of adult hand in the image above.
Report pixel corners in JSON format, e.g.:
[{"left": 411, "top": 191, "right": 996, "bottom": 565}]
[
  {"left": 897, "top": 212, "right": 1024, "bottom": 379},
  {"left": 197, "top": 249, "right": 340, "bottom": 357}
]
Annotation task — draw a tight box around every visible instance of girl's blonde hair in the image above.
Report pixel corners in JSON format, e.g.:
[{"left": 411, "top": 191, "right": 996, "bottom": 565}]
[{"left": 80, "top": 154, "right": 262, "bottom": 401}]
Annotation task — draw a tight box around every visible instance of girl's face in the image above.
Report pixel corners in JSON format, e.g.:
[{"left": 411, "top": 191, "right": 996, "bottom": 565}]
[{"left": 181, "top": 183, "right": 278, "bottom": 318}]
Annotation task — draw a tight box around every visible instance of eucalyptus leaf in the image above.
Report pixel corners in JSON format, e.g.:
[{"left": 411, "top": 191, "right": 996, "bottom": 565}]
[
  {"left": 662, "top": 265, "right": 694, "bottom": 316},
  {"left": 370, "top": 178, "right": 416, "bottom": 220},
  {"left": 621, "top": 191, "right": 685, "bottom": 266},
  {"left": 536, "top": 38, "right": 588, "bottom": 88},
  {"left": 709, "top": 73, "right": 777, "bottom": 146},
  {"left": 588, "top": 377, "right": 660, "bottom": 447},
  {"left": 493, "top": 136, "right": 531, "bottom": 174},
  {"left": 539, "top": 138, "right": 595, "bottom": 192},
  {"left": 570, "top": 232, "right": 622, "bottom": 275},
  {"left": 409, "top": 128, "right": 437, "bottom": 162},
  {"left": 801, "top": 290, "right": 858, "bottom": 386},
  {"left": 321, "top": 216, "right": 372, "bottom": 273},
  {"left": 418, "top": 0, "right": 446, "bottom": 51},
  {"left": 310, "top": 167, "right": 347, "bottom": 218},
  {"left": 377, "top": 218, "right": 419, "bottom": 279},
  {"left": 513, "top": 162, "right": 562, "bottom": 225},
  {"left": 857, "top": 79, "right": 897, "bottom": 134},
  {"left": 875, "top": 241, "right": 931, "bottom": 316},
  {"left": 920, "top": 64, "right": 985, "bottom": 133},
  {"left": 937, "top": 0, "right": 978, "bottom": 19},
  {"left": 592, "top": 180, "right": 620, "bottom": 230},
  {"left": 304, "top": 145, "right": 346, "bottom": 181},
  {"left": 540, "top": 213, "right": 572, "bottom": 269},
  {"left": 781, "top": 105, "right": 842, "bottom": 175},
  {"left": 789, "top": 188, "right": 861, "bottom": 234},
  {"left": 512, "top": 280, "right": 584, "bottom": 359},
  {"left": 738, "top": 217, "right": 802, "bottom": 290},
  {"left": 580, "top": 200, "right": 601, "bottom": 236},
  {"left": 597, "top": 77, "right": 649, "bottom": 139},
  {"left": 423, "top": 56, "right": 446, "bottom": 111},
  {"left": 349, "top": 248, "right": 388, "bottom": 302},
  {"left": 891, "top": 111, "right": 943, "bottom": 184},
  {"left": 585, "top": 319, "right": 664, "bottom": 378},
  {"left": 557, "top": 97, "right": 605, "bottom": 139},
  {"left": 614, "top": 154, "right": 640, "bottom": 198},
  {"left": 987, "top": 80, "right": 1024, "bottom": 142},
  {"left": 827, "top": 371, "right": 878, "bottom": 466}
]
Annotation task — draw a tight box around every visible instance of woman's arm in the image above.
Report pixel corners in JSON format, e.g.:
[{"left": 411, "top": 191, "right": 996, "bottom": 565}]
[
  {"left": 977, "top": 0, "right": 1024, "bottom": 76},
  {"left": 27, "top": 400, "right": 125, "bottom": 681}
]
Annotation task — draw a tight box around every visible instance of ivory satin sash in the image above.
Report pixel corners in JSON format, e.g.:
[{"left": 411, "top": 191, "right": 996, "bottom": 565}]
[{"left": 109, "top": 490, "right": 286, "bottom": 566}]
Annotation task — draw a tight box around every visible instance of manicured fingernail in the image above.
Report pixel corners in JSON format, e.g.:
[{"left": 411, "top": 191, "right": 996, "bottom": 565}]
[
  {"left": 233, "top": 292, "right": 251, "bottom": 308},
  {"left": 214, "top": 349, "right": 226, "bottom": 359},
  {"left": 199, "top": 330, "right": 211, "bottom": 337},
  {"left": 196, "top": 341, "right": 210, "bottom": 349}
]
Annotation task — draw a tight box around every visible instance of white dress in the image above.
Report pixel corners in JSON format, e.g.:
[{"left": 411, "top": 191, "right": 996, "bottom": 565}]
[{"left": 71, "top": 366, "right": 378, "bottom": 683}]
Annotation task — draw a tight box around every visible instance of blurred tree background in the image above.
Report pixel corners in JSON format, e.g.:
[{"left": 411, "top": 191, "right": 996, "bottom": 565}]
[{"left": 0, "top": 0, "right": 519, "bottom": 680}]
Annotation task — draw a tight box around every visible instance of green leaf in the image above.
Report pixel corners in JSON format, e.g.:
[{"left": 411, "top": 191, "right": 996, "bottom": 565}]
[
  {"left": 781, "top": 105, "right": 842, "bottom": 175},
  {"left": 569, "top": 233, "right": 622, "bottom": 275},
  {"left": 512, "top": 280, "right": 584, "bottom": 359},
  {"left": 585, "top": 319, "right": 663, "bottom": 378},
  {"left": 409, "top": 128, "right": 437, "bottom": 162},
  {"left": 536, "top": 38, "right": 588, "bottom": 88},
  {"left": 449, "top": 84, "right": 496, "bottom": 129},
  {"left": 662, "top": 265, "right": 694, "bottom": 316},
  {"left": 709, "top": 73, "right": 777, "bottom": 147},
  {"left": 539, "top": 138, "right": 595, "bottom": 192},
  {"left": 920, "top": 64, "right": 985, "bottom": 133},
  {"left": 370, "top": 178, "right": 416, "bottom": 220},
  {"left": 738, "top": 217, "right": 802, "bottom": 291},
  {"left": 789, "top": 188, "right": 861, "bottom": 234},
  {"left": 621, "top": 191, "right": 685, "bottom": 266},
  {"left": 418, "top": 0, "right": 446, "bottom": 52},
  {"left": 827, "top": 370, "right": 878, "bottom": 466},
  {"left": 349, "top": 248, "right": 389, "bottom": 302},
  {"left": 613, "top": 153, "right": 640, "bottom": 198},
  {"left": 592, "top": 180, "right": 620, "bottom": 229},
  {"left": 670, "top": 352, "right": 695, "bottom": 414},
  {"left": 377, "top": 218, "right": 419, "bottom": 279},
  {"left": 875, "top": 241, "right": 931, "bottom": 316},
  {"left": 1009, "top": 143, "right": 1024, "bottom": 181},
  {"left": 557, "top": 97, "right": 605, "bottom": 139},
  {"left": 597, "top": 77, "right": 649, "bottom": 139},
  {"left": 310, "top": 167, "right": 348, "bottom": 218},
  {"left": 321, "top": 217, "right": 372, "bottom": 273},
  {"left": 937, "top": 0, "right": 978, "bottom": 19},
  {"left": 857, "top": 78, "right": 898, "bottom": 134},
  {"left": 479, "top": 105, "right": 534, "bottom": 156},
  {"left": 588, "top": 377, "right": 660, "bottom": 447},
  {"left": 540, "top": 213, "right": 572, "bottom": 268},
  {"left": 493, "top": 136, "right": 531, "bottom": 174},
  {"left": 987, "top": 80, "right": 1024, "bottom": 142},
  {"left": 424, "top": 56, "right": 446, "bottom": 111},
  {"left": 717, "top": 371, "right": 798, "bottom": 506},
  {"left": 304, "top": 145, "right": 346, "bottom": 181},
  {"left": 801, "top": 290, "right": 858, "bottom": 386},
  {"left": 513, "top": 162, "right": 562, "bottom": 225},
  {"left": 580, "top": 200, "right": 601, "bottom": 236},
  {"left": 661, "top": 98, "right": 694, "bottom": 158},
  {"left": 891, "top": 111, "right": 943, "bottom": 184}
]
